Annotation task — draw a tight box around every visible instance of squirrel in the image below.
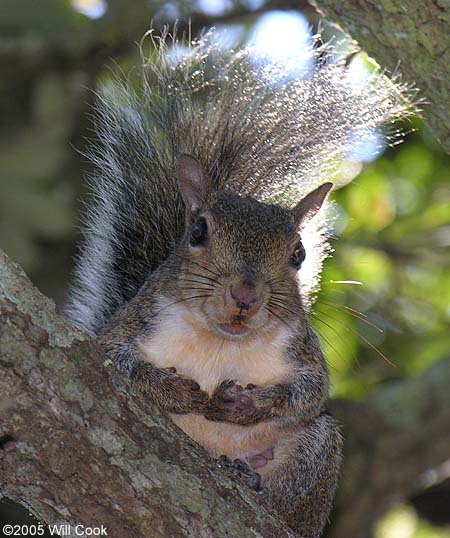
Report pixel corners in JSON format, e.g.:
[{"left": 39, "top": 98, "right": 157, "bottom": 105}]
[{"left": 66, "top": 28, "right": 414, "bottom": 538}]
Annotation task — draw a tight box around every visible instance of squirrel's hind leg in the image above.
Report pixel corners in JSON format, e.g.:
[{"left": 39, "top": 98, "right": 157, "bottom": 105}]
[
  {"left": 217, "top": 455, "right": 269, "bottom": 499},
  {"left": 263, "top": 412, "right": 343, "bottom": 538}
]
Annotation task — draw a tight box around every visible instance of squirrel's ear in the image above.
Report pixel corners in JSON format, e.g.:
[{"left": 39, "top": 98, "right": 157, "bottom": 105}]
[
  {"left": 291, "top": 183, "right": 333, "bottom": 228},
  {"left": 177, "top": 154, "right": 210, "bottom": 217}
]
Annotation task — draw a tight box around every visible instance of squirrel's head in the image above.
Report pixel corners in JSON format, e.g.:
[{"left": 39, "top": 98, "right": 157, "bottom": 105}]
[{"left": 175, "top": 154, "right": 332, "bottom": 340}]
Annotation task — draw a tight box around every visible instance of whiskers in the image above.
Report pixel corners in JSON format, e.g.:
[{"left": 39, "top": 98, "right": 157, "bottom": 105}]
[
  {"left": 321, "top": 300, "right": 384, "bottom": 333},
  {"left": 147, "top": 260, "right": 223, "bottom": 319},
  {"left": 312, "top": 296, "right": 396, "bottom": 368},
  {"left": 188, "top": 259, "right": 223, "bottom": 281},
  {"left": 179, "top": 259, "right": 222, "bottom": 295},
  {"left": 267, "top": 277, "right": 396, "bottom": 369},
  {"left": 149, "top": 293, "right": 214, "bottom": 320},
  {"left": 265, "top": 285, "right": 301, "bottom": 332}
]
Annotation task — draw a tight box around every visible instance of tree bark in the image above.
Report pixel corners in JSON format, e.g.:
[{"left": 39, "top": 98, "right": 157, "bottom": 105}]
[
  {"left": 311, "top": 0, "right": 450, "bottom": 153},
  {"left": 0, "top": 249, "right": 295, "bottom": 538}
]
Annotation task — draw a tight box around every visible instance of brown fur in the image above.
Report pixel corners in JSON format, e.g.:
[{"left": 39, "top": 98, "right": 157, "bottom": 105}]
[{"left": 99, "top": 178, "right": 342, "bottom": 538}]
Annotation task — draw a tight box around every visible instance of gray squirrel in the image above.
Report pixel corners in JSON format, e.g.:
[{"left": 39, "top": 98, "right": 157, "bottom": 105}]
[{"left": 66, "top": 28, "right": 414, "bottom": 538}]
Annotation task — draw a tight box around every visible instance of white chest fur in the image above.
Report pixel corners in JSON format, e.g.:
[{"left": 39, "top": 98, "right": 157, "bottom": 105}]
[
  {"left": 139, "top": 303, "right": 293, "bottom": 393},
  {"left": 138, "top": 302, "right": 296, "bottom": 463}
]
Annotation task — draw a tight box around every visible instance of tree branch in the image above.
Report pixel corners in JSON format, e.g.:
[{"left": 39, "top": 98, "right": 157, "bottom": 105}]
[{"left": 310, "top": 0, "right": 450, "bottom": 153}]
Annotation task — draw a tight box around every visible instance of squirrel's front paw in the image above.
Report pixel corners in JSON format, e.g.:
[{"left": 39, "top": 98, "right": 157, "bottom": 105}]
[
  {"left": 204, "top": 380, "right": 274, "bottom": 424},
  {"left": 131, "top": 363, "right": 208, "bottom": 414}
]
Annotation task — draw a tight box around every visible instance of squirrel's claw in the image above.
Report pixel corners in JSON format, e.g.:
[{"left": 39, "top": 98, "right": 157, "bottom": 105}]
[
  {"left": 204, "top": 380, "right": 274, "bottom": 424},
  {"left": 218, "top": 455, "right": 269, "bottom": 500}
]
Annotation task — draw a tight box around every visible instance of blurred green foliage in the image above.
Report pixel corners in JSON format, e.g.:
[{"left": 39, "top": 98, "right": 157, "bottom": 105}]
[
  {"left": 376, "top": 505, "right": 450, "bottom": 538},
  {"left": 315, "top": 124, "right": 450, "bottom": 399},
  {"left": 0, "top": 75, "right": 75, "bottom": 270}
]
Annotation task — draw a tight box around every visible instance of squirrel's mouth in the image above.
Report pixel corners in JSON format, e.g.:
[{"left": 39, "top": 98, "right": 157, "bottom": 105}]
[{"left": 216, "top": 321, "right": 249, "bottom": 337}]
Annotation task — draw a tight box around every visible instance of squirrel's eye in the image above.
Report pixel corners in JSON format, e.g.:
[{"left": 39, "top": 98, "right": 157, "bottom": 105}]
[
  {"left": 190, "top": 217, "right": 208, "bottom": 246},
  {"left": 290, "top": 242, "right": 306, "bottom": 269}
]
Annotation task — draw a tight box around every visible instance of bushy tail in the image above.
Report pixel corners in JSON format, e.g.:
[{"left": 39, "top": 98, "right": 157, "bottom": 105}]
[{"left": 66, "top": 27, "right": 416, "bottom": 335}]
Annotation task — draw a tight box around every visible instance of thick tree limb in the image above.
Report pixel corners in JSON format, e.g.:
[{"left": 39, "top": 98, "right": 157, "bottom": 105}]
[
  {"left": 0, "top": 249, "right": 295, "bottom": 538},
  {"left": 311, "top": 0, "right": 450, "bottom": 153}
]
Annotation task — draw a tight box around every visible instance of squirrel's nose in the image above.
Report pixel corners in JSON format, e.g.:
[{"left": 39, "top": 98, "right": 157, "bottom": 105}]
[{"left": 228, "top": 280, "right": 262, "bottom": 314}]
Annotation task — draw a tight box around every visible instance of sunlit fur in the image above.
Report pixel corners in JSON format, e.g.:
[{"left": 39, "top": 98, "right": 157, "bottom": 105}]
[{"left": 65, "top": 27, "right": 415, "bottom": 336}]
